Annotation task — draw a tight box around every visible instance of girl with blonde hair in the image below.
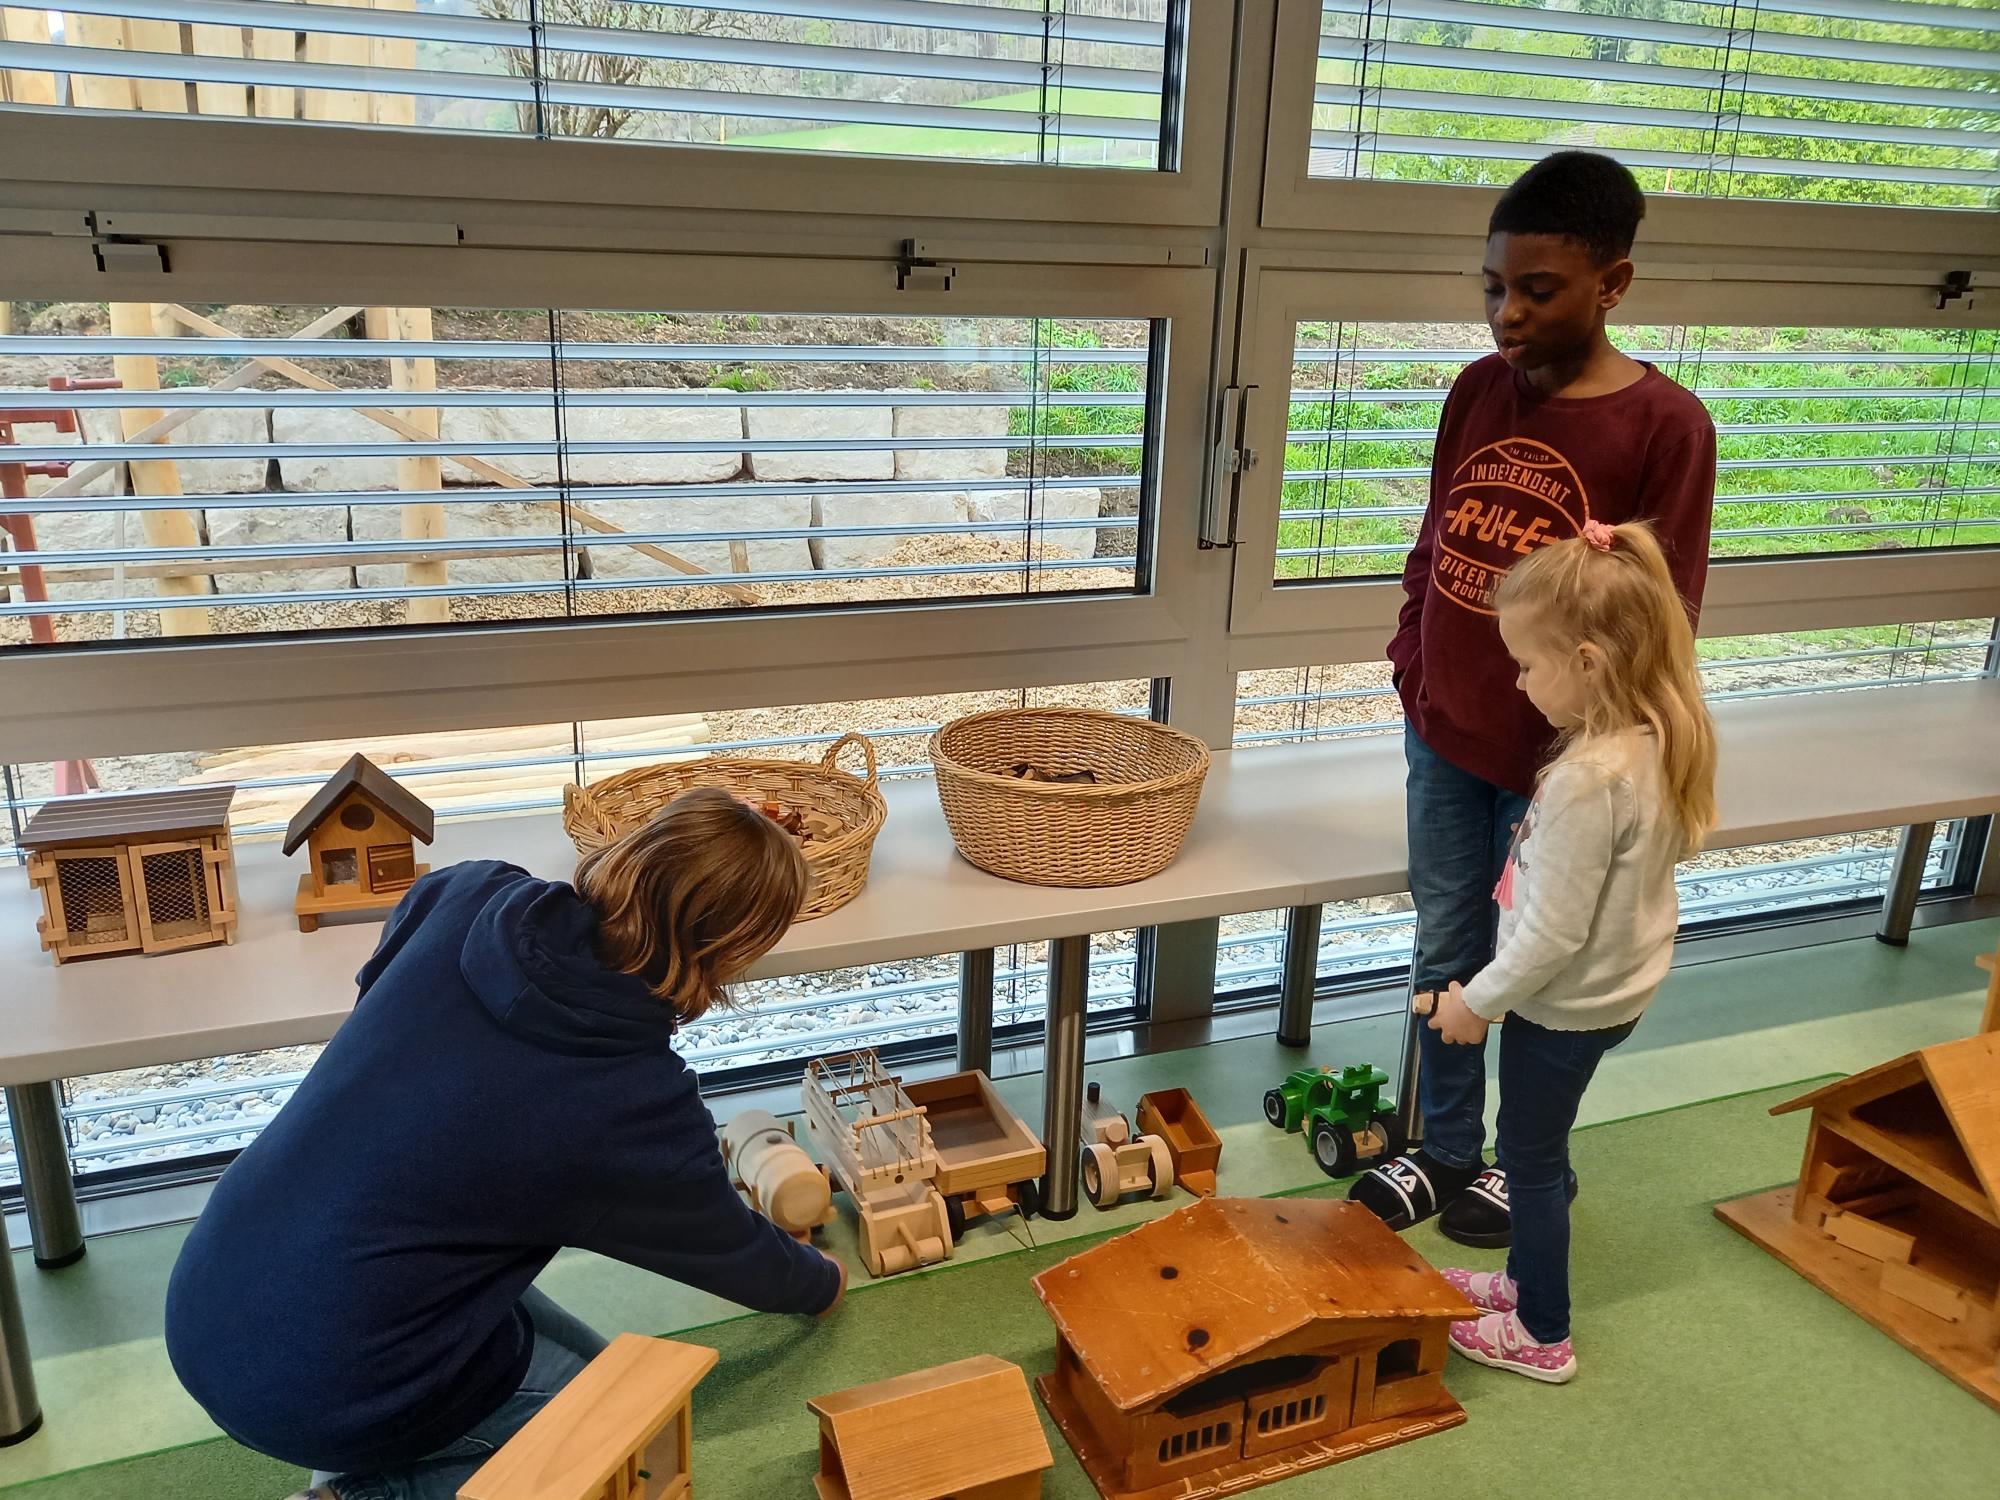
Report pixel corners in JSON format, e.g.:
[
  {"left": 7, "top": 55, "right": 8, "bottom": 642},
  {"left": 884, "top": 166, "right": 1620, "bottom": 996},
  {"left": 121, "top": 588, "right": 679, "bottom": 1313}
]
[
  {"left": 1424, "top": 519, "right": 1717, "bottom": 1384},
  {"left": 167, "top": 787, "right": 843, "bottom": 1500}
]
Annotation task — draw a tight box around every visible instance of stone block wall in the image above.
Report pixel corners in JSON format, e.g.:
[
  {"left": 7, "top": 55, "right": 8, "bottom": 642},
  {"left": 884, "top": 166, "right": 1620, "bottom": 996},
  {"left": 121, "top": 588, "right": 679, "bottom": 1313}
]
[{"left": 9, "top": 389, "right": 1106, "bottom": 603}]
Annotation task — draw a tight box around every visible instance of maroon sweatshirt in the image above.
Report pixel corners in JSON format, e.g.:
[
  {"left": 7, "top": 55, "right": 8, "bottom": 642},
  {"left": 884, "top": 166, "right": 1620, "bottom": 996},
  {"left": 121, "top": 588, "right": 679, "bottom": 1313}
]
[{"left": 1388, "top": 354, "right": 1716, "bottom": 796}]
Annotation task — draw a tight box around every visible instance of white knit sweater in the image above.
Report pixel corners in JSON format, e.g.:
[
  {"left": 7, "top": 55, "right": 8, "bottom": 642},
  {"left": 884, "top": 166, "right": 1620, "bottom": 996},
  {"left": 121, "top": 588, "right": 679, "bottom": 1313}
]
[{"left": 1460, "top": 728, "right": 1682, "bottom": 1032}]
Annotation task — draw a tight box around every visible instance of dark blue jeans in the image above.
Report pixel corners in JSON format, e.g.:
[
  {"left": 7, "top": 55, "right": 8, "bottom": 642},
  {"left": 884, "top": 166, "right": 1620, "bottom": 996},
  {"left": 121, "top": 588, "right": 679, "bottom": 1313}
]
[
  {"left": 312, "top": 1288, "right": 608, "bottom": 1500},
  {"left": 1404, "top": 726, "right": 1531, "bottom": 1172},
  {"left": 1500, "top": 1013, "right": 1636, "bottom": 1344}
]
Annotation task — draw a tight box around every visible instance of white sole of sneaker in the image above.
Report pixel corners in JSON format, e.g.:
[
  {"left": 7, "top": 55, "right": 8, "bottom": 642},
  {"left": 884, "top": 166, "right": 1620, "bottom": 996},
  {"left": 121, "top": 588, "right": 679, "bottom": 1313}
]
[{"left": 1449, "top": 1338, "right": 1577, "bottom": 1384}]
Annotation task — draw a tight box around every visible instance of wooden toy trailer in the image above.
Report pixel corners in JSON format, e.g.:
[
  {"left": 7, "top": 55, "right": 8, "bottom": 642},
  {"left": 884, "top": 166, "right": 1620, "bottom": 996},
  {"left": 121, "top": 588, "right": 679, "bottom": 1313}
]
[
  {"left": 20, "top": 787, "right": 239, "bottom": 964},
  {"left": 804, "top": 1050, "right": 952, "bottom": 1278},
  {"left": 1135, "top": 1089, "right": 1221, "bottom": 1197},
  {"left": 459, "top": 1333, "right": 716, "bottom": 1500},
  {"left": 904, "top": 1068, "right": 1047, "bottom": 1235}
]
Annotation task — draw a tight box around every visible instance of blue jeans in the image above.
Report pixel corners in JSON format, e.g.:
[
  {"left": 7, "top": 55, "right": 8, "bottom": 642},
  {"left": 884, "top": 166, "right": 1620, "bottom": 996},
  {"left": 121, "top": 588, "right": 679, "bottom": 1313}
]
[
  {"left": 1500, "top": 1013, "right": 1636, "bottom": 1344},
  {"left": 314, "top": 1288, "right": 608, "bottom": 1500},
  {"left": 1404, "top": 726, "right": 1531, "bottom": 1172}
]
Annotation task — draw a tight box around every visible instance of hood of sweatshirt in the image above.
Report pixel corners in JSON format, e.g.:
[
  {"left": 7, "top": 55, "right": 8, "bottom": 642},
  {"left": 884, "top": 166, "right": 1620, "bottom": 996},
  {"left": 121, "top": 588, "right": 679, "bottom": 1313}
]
[{"left": 457, "top": 871, "right": 674, "bottom": 1056}]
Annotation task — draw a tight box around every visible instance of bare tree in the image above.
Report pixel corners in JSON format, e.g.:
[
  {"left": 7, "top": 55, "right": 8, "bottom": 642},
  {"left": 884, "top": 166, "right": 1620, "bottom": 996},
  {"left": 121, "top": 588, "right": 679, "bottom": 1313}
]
[{"left": 474, "top": 1, "right": 780, "bottom": 141}]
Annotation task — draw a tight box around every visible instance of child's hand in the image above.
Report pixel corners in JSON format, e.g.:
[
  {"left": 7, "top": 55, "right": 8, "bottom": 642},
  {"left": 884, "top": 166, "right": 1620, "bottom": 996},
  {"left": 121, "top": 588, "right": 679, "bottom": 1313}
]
[
  {"left": 814, "top": 1251, "right": 848, "bottom": 1320},
  {"left": 1426, "top": 981, "right": 1491, "bottom": 1046}
]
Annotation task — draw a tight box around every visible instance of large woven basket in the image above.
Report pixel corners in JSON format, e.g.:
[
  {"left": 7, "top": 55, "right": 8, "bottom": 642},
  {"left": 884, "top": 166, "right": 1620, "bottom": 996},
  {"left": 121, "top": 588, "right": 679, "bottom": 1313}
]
[
  {"left": 929, "top": 708, "right": 1210, "bottom": 887},
  {"left": 562, "top": 732, "right": 886, "bottom": 920}
]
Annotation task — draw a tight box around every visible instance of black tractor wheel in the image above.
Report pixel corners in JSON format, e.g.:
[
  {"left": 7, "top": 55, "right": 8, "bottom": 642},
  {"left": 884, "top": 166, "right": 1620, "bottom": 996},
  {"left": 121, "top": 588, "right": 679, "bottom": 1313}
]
[
  {"left": 1311, "top": 1118, "right": 1359, "bottom": 1178},
  {"left": 1263, "top": 1089, "right": 1289, "bottom": 1129}
]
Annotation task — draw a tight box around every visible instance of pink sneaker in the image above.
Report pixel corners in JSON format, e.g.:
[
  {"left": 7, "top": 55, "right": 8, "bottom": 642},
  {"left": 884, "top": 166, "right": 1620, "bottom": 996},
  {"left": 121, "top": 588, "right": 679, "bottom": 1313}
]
[
  {"left": 1448, "top": 1310, "right": 1576, "bottom": 1384},
  {"left": 1441, "top": 1266, "right": 1519, "bottom": 1313}
]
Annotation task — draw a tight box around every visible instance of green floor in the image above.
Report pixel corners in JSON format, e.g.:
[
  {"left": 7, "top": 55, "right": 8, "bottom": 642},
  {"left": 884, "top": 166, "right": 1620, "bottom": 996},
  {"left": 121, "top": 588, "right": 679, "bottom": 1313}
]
[{"left": 4, "top": 920, "right": 1996, "bottom": 1498}]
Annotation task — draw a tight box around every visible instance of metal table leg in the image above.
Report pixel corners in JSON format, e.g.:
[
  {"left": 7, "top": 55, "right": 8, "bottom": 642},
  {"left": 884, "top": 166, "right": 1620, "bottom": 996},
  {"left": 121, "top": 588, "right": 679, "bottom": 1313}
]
[
  {"left": 4, "top": 1085, "right": 84, "bottom": 1270},
  {"left": 0, "top": 1238, "right": 43, "bottom": 1447},
  {"left": 1038, "top": 936, "right": 1090, "bottom": 1221},
  {"left": 1876, "top": 821, "right": 1936, "bottom": 947},
  {"left": 957, "top": 948, "right": 995, "bottom": 1074},
  {"left": 1276, "top": 904, "right": 1322, "bottom": 1048}
]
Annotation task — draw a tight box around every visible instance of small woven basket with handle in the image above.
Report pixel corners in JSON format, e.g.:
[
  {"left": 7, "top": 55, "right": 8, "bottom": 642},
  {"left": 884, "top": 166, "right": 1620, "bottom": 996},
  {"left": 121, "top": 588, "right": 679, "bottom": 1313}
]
[
  {"left": 929, "top": 708, "right": 1210, "bottom": 887},
  {"left": 561, "top": 732, "right": 886, "bottom": 920}
]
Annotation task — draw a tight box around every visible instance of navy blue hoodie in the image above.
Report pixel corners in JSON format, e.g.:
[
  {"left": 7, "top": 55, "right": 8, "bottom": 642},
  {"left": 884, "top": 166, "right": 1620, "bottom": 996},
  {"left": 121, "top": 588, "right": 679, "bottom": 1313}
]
[{"left": 164, "top": 860, "right": 838, "bottom": 1475}]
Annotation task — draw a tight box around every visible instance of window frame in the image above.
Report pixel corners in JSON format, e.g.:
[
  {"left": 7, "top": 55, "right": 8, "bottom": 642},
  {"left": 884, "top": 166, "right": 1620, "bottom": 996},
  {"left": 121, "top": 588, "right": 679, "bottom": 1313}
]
[
  {"left": 1221, "top": 263, "right": 2000, "bottom": 677},
  {"left": 1254, "top": 0, "right": 2000, "bottom": 267},
  {"left": 0, "top": 0, "right": 1230, "bottom": 236},
  {"left": 0, "top": 247, "right": 1222, "bottom": 761}
]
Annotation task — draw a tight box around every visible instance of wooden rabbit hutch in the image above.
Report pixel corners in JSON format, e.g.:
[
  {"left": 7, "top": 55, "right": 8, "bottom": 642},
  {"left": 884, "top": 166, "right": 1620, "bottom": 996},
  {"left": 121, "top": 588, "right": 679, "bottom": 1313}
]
[
  {"left": 1716, "top": 1030, "right": 2000, "bottom": 1411},
  {"left": 20, "top": 787, "right": 239, "bottom": 964},
  {"left": 1033, "top": 1197, "right": 1475, "bottom": 1500},
  {"left": 808, "top": 1355, "right": 1053, "bottom": 1500},
  {"left": 285, "top": 754, "right": 436, "bottom": 931},
  {"left": 459, "top": 1333, "right": 717, "bottom": 1500}
]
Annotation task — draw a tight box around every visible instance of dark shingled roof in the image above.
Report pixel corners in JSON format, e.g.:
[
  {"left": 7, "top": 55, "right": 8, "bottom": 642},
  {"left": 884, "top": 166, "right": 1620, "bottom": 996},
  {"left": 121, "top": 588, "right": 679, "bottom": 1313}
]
[{"left": 282, "top": 754, "right": 436, "bottom": 856}]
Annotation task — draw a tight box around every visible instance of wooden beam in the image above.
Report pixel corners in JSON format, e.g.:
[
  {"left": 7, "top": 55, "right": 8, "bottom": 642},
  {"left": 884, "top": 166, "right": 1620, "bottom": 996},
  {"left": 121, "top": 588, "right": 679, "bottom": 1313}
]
[
  {"left": 123, "top": 18, "right": 188, "bottom": 113},
  {"left": 30, "top": 306, "right": 366, "bottom": 503},
  {"left": 371, "top": 0, "right": 416, "bottom": 130},
  {"left": 250, "top": 3, "right": 300, "bottom": 120},
  {"left": 65, "top": 15, "right": 138, "bottom": 112},
  {"left": 367, "top": 307, "right": 450, "bottom": 625},
  {"left": 302, "top": 0, "right": 374, "bottom": 124},
  {"left": 0, "top": 9, "right": 58, "bottom": 107},
  {"left": 106, "top": 302, "right": 214, "bottom": 635},
  {"left": 154, "top": 304, "right": 761, "bottom": 604},
  {"left": 190, "top": 22, "right": 250, "bottom": 118}
]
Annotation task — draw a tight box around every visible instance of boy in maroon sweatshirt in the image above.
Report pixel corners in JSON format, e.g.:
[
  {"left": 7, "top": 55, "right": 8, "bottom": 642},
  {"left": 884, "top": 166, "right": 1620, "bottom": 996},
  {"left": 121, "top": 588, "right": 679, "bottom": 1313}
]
[{"left": 1348, "top": 152, "right": 1716, "bottom": 1248}]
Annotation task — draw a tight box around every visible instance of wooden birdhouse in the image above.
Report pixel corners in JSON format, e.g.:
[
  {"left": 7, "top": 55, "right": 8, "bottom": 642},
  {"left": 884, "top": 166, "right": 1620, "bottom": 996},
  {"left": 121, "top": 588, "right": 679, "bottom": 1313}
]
[
  {"left": 284, "top": 754, "right": 435, "bottom": 932},
  {"left": 1716, "top": 1030, "right": 2000, "bottom": 1411},
  {"left": 808, "top": 1355, "right": 1053, "bottom": 1500},
  {"left": 459, "top": 1333, "right": 717, "bottom": 1500},
  {"left": 1033, "top": 1197, "right": 1475, "bottom": 1500},
  {"left": 20, "top": 786, "right": 239, "bottom": 964}
]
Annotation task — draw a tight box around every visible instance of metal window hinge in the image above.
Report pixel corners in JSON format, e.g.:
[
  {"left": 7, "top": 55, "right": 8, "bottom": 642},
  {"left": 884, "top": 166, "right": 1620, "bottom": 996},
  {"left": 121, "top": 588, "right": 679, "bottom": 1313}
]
[
  {"left": 86, "top": 213, "right": 168, "bottom": 275},
  {"left": 1937, "top": 270, "right": 1976, "bottom": 312},
  {"left": 897, "top": 240, "right": 955, "bottom": 293},
  {"left": 1201, "top": 384, "right": 1258, "bottom": 549}
]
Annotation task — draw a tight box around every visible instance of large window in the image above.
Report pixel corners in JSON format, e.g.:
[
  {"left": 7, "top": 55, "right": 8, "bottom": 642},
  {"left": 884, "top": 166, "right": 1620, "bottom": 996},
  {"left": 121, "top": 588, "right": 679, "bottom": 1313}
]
[
  {"left": 1, "top": 304, "right": 1154, "bottom": 646},
  {"left": 1277, "top": 321, "right": 1999, "bottom": 583},
  {"left": 1307, "top": 0, "right": 1999, "bottom": 208},
  {"left": 0, "top": 1, "right": 1181, "bottom": 167}
]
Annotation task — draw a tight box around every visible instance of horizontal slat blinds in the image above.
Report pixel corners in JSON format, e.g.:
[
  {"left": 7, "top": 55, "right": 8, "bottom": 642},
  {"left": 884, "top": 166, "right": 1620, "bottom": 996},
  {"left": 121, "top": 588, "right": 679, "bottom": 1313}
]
[
  {"left": 1310, "top": 0, "right": 1998, "bottom": 207},
  {"left": 0, "top": 0, "right": 1173, "bottom": 164}
]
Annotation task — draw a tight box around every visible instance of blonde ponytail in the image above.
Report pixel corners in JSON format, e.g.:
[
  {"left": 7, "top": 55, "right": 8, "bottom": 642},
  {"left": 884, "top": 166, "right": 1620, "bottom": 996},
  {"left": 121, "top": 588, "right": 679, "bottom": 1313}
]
[{"left": 1494, "top": 521, "right": 1718, "bottom": 854}]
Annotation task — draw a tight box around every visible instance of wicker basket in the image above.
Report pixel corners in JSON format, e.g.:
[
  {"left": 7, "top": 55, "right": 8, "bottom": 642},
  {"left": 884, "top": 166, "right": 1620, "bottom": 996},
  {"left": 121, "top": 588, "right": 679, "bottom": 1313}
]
[
  {"left": 561, "top": 732, "right": 886, "bottom": 920},
  {"left": 929, "top": 708, "right": 1210, "bottom": 887}
]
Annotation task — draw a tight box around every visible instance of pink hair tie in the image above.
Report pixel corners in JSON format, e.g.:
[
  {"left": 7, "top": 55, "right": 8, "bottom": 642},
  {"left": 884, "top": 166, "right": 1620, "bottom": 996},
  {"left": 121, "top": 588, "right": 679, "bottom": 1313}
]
[{"left": 1582, "top": 520, "right": 1617, "bottom": 552}]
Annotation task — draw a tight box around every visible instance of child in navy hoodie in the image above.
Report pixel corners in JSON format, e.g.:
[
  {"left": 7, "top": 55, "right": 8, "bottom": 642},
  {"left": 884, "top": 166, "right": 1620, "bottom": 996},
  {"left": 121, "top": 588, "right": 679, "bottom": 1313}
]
[{"left": 166, "top": 787, "right": 843, "bottom": 1500}]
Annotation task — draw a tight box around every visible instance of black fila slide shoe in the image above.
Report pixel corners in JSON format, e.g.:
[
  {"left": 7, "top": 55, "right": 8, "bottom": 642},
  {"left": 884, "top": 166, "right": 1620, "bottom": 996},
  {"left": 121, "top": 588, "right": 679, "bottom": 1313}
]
[
  {"left": 1438, "top": 1165, "right": 1581, "bottom": 1249},
  {"left": 1346, "top": 1149, "right": 1480, "bottom": 1232}
]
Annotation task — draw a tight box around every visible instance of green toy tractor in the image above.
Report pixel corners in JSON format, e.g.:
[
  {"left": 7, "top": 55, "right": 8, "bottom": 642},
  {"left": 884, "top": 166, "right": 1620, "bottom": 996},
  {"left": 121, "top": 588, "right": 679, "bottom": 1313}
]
[{"left": 1262, "top": 1063, "right": 1407, "bottom": 1179}]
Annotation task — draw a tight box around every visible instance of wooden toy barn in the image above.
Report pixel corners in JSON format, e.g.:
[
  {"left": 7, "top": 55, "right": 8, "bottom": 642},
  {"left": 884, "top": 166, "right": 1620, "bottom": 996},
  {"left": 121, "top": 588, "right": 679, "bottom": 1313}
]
[
  {"left": 284, "top": 753, "right": 435, "bottom": 931},
  {"left": 1717, "top": 1029, "right": 2000, "bottom": 1411},
  {"left": 807, "top": 1354, "right": 1053, "bottom": 1500},
  {"left": 458, "top": 1333, "right": 717, "bottom": 1500},
  {"left": 20, "top": 786, "right": 239, "bottom": 964},
  {"left": 1032, "top": 1196, "right": 1475, "bottom": 1500}
]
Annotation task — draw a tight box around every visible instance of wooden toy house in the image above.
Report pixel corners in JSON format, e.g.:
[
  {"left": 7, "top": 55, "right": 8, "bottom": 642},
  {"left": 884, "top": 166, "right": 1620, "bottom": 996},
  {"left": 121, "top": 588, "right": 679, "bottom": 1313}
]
[
  {"left": 284, "top": 754, "right": 435, "bottom": 931},
  {"left": 20, "top": 787, "right": 239, "bottom": 964},
  {"left": 808, "top": 1354, "right": 1053, "bottom": 1500},
  {"left": 1716, "top": 1030, "right": 2000, "bottom": 1411},
  {"left": 459, "top": 1333, "right": 717, "bottom": 1500},
  {"left": 1033, "top": 1197, "right": 1475, "bottom": 1500}
]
